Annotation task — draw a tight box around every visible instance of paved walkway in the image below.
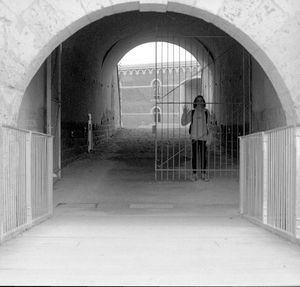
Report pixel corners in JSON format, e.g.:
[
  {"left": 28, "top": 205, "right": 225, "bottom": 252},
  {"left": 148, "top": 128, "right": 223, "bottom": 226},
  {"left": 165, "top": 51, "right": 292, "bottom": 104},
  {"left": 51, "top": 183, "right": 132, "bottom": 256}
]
[{"left": 0, "top": 129, "right": 300, "bottom": 286}]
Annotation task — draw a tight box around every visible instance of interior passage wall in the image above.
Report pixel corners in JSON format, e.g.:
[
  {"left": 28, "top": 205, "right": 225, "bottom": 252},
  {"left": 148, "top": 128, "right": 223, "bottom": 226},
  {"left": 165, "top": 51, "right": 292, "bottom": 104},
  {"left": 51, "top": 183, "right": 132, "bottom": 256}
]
[
  {"left": 17, "top": 63, "right": 46, "bottom": 133},
  {"left": 94, "top": 67, "right": 118, "bottom": 145},
  {"left": 60, "top": 27, "right": 117, "bottom": 159},
  {"left": 213, "top": 44, "right": 251, "bottom": 135},
  {"left": 251, "top": 58, "right": 286, "bottom": 132}
]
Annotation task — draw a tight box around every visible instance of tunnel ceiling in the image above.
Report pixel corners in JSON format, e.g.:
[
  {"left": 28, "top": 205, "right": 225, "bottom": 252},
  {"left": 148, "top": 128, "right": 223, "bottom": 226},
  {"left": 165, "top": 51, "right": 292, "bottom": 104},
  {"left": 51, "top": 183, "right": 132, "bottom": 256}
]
[
  {"left": 61, "top": 10, "right": 244, "bottom": 124},
  {"left": 63, "top": 11, "right": 238, "bottom": 71}
]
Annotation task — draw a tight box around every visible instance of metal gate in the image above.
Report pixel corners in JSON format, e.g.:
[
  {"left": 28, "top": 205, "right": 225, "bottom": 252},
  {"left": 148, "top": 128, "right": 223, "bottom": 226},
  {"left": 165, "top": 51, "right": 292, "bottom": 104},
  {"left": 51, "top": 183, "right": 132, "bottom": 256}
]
[{"left": 154, "top": 38, "right": 251, "bottom": 181}]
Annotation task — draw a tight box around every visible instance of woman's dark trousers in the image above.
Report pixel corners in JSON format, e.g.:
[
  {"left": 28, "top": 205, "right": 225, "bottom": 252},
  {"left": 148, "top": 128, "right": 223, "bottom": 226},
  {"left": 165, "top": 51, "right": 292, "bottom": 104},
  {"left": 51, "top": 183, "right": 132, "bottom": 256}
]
[{"left": 192, "top": 140, "right": 207, "bottom": 174}]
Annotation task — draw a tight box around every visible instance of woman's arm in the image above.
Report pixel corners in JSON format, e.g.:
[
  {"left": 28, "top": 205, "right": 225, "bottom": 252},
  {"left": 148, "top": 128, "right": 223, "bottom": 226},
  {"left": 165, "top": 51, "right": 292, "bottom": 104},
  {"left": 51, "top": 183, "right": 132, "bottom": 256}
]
[{"left": 181, "top": 106, "right": 192, "bottom": 126}]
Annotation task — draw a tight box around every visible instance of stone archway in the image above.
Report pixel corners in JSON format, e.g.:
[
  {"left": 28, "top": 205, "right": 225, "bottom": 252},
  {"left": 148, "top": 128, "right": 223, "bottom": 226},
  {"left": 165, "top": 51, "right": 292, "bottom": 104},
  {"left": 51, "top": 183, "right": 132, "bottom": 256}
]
[{"left": 0, "top": 0, "right": 299, "bottom": 125}]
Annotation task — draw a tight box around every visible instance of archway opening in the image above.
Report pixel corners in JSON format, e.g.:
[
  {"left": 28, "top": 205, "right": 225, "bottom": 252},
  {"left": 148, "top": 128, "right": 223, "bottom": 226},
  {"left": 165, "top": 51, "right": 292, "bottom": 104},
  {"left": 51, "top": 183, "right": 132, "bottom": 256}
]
[
  {"left": 15, "top": 10, "right": 287, "bottom": 192},
  {"left": 118, "top": 41, "right": 200, "bottom": 129},
  {"left": 3, "top": 10, "right": 293, "bottom": 249}
]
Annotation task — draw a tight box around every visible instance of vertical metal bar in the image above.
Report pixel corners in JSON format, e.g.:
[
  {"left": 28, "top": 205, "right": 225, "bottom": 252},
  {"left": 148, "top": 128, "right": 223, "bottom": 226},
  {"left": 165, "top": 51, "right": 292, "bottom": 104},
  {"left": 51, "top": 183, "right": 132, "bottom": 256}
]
[
  {"left": 290, "top": 128, "right": 294, "bottom": 234},
  {"left": 239, "top": 137, "right": 244, "bottom": 214},
  {"left": 271, "top": 132, "right": 273, "bottom": 225},
  {"left": 275, "top": 131, "right": 278, "bottom": 227},
  {"left": 47, "top": 136, "right": 53, "bottom": 215},
  {"left": 290, "top": 128, "right": 294, "bottom": 233},
  {"left": 280, "top": 130, "right": 284, "bottom": 230},
  {"left": 268, "top": 132, "right": 271, "bottom": 225},
  {"left": 292, "top": 127, "right": 296, "bottom": 235},
  {"left": 178, "top": 39, "right": 181, "bottom": 180},
  {"left": 207, "top": 53, "right": 210, "bottom": 179},
  {"left": 272, "top": 132, "right": 275, "bottom": 226},
  {"left": 225, "top": 102, "right": 228, "bottom": 175},
  {"left": 237, "top": 103, "right": 240, "bottom": 178},
  {"left": 213, "top": 64, "right": 216, "bottom": 179},
  {"left": 184, "top": 39, "right": 187, "bottom": 180},
  {"left": 288, "top": 128, "right": 292, "bottom": 233},
  {"left": 291, "top": 127, "right": 295, "bottom": 234},
  {"left": 284, "top": 129, "right": 287, "bottom": 231},
  {"left": 34, "top": 136, "right": 37, "bottom": 219},
  {"left": 160, "top": 41, "right": 164, "bottom": 180},
  {"left": 46, "top": 55, "right": 52, "bottom": 135},
  {"left": 116, "top": 65, "right": 122, "bottom": 128},
  {"left": 286, "top": 129, "right": 290, "bottom": 232},
  {"left": 172, "top": 40, "right": 175, "bottom": 181},
  {"left": 278, "top": 131, "right": 281, "bottom": 228},
  {"left": 283, "top": 129, "right": 287, "bottom": 230},
  {"left": 280, "top": 131, "right": 283, "bottom": 228},
  {"left": 155, "top": 40, "right": 158, "bottom": 181},
  {"left": 161, "top": 42, "right": 165, "bottom": 180},
  {"left": 0, "top": 127, "right": 3, "bottom": 241},
  {"left": 247, "top": 139, "right": 250, "bottom": 216},
  {"left": 242, "top": 48, "right": 246, "bottom": 136},
  {"left": 26, "top": 132, "right": 32, "bottom": 226},
  {"left": 190, "top": 38, "right": 194, "bottom": 175},
  {"left": 248, "top": 53, "right": 252, "bottom": 134},
  {"left": 4, "top": 129, "right": 8, "bottom": 234},
  {"left": 219, "top": 67, "right": 222, "bottom": 177},
  {"left": 293, "top": 127, "right": 298, "bottom": 237},
  {"left": 44, "top": 137, "right": 47, "bottom": 213},
  {"left": 57, "top": 44, "right": 62, "bottom": 179},
  {"left": 262, "top": 133, "right": 268, "bottom": 224},
  {"left": 231, "top": 102, "right": 234, "bottom": 178}
]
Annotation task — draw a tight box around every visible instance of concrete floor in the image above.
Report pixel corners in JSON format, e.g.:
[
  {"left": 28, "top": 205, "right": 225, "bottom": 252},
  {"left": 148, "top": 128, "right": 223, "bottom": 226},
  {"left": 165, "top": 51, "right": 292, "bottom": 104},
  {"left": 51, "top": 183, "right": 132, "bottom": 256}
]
[{"left": 0, "top": 129, "right": 300, "bottom": 286}]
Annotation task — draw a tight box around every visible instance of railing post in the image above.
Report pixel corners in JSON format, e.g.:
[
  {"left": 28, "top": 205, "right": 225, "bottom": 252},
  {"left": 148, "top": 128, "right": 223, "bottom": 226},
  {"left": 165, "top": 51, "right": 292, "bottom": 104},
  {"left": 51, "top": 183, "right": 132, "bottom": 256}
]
[
  {"left": 239, "top": 137, "right": 245, "bottom": 214},
  {"left": 26, "top": 132, "right": 33, "bottom": 226},
  {"left": 262, "top": 132, "right": 268, "bottom": 224},
  {"left": 295, "top": 126, "right": 300, "bottom": 239},
  {"left": 0, "top": 127, "right": 4, "bottom": 242},
  {"left": 47, "top": 136, "right": 53, "bottom": 215},
  {"left": 88, "top": 113, "right": 93, "bottom": 153}
]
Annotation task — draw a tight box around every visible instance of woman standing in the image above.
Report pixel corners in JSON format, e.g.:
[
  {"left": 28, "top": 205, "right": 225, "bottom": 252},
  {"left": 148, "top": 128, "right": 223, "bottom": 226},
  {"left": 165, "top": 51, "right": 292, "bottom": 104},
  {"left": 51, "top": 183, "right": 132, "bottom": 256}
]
[{"left": 181, "top": 95, "right": 211, "bottom": 181}]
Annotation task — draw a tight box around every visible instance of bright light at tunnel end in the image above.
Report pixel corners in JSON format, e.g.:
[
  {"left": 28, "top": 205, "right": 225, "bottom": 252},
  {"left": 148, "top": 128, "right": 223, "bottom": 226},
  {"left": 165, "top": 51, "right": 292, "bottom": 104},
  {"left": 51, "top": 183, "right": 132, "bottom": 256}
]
[{"left": 119, "top": 42, "right": 197, "bottom": 65}]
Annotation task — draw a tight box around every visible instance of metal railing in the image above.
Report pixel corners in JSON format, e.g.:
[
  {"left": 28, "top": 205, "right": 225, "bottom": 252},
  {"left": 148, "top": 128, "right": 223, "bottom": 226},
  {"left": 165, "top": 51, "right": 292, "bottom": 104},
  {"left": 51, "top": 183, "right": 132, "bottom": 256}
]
[
  {"left": 0, "top": 125, "right": 53, "bottom": 243},
  {"left": 240, "top": 125, "right": 300, "bottom": 241}
]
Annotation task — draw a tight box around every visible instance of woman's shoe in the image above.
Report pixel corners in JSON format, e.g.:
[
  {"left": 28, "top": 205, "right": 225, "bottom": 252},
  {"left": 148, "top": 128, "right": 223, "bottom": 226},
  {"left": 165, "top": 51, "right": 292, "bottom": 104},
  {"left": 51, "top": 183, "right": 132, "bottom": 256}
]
[
  {"left": 201, "top": 173, "right": 209, "bottom": 181},
  {"left": 191, "top": 173, "right": 198, "bottom": 181}
]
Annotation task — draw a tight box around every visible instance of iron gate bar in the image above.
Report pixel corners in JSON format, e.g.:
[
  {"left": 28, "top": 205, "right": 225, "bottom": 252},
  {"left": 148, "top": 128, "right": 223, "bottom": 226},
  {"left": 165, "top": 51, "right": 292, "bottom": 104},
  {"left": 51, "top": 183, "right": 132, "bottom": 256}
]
[
  {"left": 178, "top": 38, "right": 181, "bottom": 180},
  {"left": 154, "top": 40, "right": 158, "bottom": 181},
  {"left": 154, "top": 38, "right": 249, "bottom": 181},
  {"left": 160, "top": 43, "right": 238, "bottom": 100},
  {"left": 184, "top": 37, "right": 187, "bottom": 180},
  {"left": 172, "top": 34, "right": 175, "bottom": 180}
]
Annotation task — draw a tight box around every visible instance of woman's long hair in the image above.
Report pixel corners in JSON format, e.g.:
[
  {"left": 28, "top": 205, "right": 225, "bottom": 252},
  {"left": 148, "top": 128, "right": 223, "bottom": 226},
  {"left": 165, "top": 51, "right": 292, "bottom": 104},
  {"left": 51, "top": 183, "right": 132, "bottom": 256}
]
[{"left": 193, "top": 95, "right": 206, "bottom": 109}]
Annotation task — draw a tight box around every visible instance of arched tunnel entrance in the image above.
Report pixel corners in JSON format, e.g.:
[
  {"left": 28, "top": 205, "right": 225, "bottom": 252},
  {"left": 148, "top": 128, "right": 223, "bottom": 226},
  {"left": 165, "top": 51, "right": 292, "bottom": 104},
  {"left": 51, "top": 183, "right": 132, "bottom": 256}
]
[
  {"left": 117, "top": 38, "right": 250, "bottom": 181},
  {"left": 0, "top": 4, "right": 300, "bottom": 285}
]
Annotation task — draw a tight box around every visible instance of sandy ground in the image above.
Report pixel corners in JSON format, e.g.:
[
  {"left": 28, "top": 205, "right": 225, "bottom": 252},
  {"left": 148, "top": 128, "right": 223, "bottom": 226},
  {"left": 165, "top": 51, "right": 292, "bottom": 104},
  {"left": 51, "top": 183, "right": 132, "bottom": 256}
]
[{"left": 0, "top": 128, "right": 300, "bottom": 286}]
